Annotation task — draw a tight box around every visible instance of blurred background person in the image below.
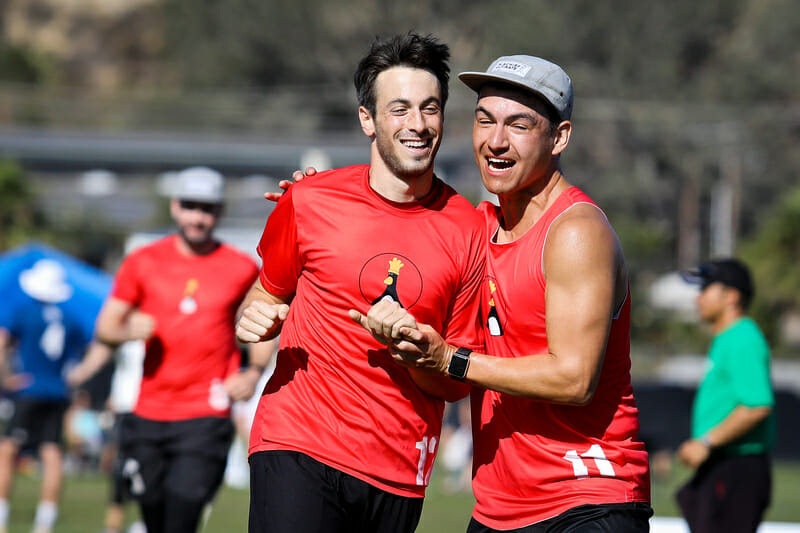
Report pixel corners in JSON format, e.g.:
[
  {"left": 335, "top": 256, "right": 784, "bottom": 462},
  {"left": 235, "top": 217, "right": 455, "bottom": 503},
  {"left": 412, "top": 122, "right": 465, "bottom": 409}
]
[
  {"left": 63, "top": 387, "right": 104, "bottom": 473},
  {"left": 438, "top": 398, "right": 472, "bottom": 494},
  {"left": 92, "top": 166, "right": 273, "bottom": 533},
  {"left": 676, "top": 258, "right": 776, "bottom": 533},
  {"left": 0, "top": 258, "right": 111, "bottom": 533},
  {"left": 68, "top": 339, "right": 147, "bottom": 533},
  {"left": 223, "top": 344, "right": 277, "bottom": 491}
]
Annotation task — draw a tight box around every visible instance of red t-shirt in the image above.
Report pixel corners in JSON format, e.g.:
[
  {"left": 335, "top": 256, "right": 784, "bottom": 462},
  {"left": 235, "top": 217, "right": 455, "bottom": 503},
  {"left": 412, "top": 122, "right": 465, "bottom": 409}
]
[
  {"left": 472, "top": 187, "right": 651, "bottom": 529},
  {"left": 249, "top": 165, "right": 485, "bottom": 497},
  {"left": 112, "top": 235, "right": 258, "bottom": 421}
]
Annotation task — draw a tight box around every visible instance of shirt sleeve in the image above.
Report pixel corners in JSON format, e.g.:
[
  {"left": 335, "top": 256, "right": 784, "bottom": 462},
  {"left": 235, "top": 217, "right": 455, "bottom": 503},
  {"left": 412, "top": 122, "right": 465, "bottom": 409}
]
[
  {"left": 725, "top": 325, "right": 774, "bottom": 408},
  {"left": 440, "top": 220, "right": 486, "bottom": 353},
  {"left": 110, "top": 253, "right": 142, "bottom": 306},
  {"left": 257, "top": 185, "right": 302, "bottom": 297}
]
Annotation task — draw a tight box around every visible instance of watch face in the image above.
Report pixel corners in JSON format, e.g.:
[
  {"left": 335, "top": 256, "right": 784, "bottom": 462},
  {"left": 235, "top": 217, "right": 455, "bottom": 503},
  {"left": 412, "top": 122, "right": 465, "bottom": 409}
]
[{"left": 449, "top": 349, "right": 471, "bottom": 380}]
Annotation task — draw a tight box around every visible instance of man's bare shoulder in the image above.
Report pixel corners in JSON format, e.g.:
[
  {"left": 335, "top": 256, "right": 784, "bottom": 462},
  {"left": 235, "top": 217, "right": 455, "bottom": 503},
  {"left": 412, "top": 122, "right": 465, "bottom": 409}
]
[
  {"left": 544, "top": 202, "right": 620, "bottom": 278},
  {"left": 549, "top": 202, "right": 615, "bottom": 244}
]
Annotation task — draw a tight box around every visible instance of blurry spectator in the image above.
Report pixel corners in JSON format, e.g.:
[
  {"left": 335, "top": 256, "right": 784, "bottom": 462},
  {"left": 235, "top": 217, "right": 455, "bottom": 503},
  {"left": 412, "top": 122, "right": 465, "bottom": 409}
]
[
  {"left": 68, "top": 340, "right": 146, "bottom": 533},
  {"left": 676, "top": 258, "right": 776, "bottom": 533},
  {"left": 0, "top": 259, "right": 110, "bottom": 533},
  {"left": 224, "top": 343, "right": 277, "bottom": 490},
  {"left": 439, "top": 399, "right": 472, "bottom": 494},
  {"left": 64, "top": 388, "right": 104, "bottom": 472}
]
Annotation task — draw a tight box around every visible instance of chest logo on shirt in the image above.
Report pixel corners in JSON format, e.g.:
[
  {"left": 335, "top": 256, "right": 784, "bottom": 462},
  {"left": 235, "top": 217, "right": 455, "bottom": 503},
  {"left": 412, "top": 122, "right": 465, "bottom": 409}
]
[
  {"left": 486, "top": 278, "right": 505, "bottom": 336},
  {"left": 179, "top": 278, "right": 199, "bottom": 315},
  {"left": 359, "top": 253, "right": 422, "bottom": 309}
]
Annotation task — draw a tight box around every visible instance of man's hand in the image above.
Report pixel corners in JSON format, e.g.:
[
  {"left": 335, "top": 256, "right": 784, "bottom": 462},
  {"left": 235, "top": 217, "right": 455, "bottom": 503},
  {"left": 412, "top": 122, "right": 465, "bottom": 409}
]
[
  {"left": 349, "top": 301, "right": 453, "bottom": 375},
  {"left": 223, "top": 366, "right": 263, "bottom": 402},
  {"left": 263, "top": 167, "right": 318, "bottom": 203},
  {"left": 676, "top": 438, "right": 711, "bottom": 469},
  {"left": 348, "top": 300, "right": 417, "bottom": 346},
  {"left": 1, "top": 372, "right": 33, "bottom": 392},
  {"left": 127, "top": 311, "right": 156, "bottom": 341},
  {"left": 237, "top": 301, "right": 290, "bottom": 343}
]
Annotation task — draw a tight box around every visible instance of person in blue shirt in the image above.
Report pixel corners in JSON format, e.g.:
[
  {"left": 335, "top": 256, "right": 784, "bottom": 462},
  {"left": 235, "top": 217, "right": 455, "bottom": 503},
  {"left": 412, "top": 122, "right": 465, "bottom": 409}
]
[{"left": 0, "top": 258, "right": 110, "bottom": 533}]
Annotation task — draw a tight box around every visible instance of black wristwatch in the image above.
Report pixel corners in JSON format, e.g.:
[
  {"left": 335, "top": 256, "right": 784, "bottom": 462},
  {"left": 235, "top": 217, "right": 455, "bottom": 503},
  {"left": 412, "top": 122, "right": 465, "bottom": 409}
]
[{"left": 447, "top": 347, "right": 472, "bottom": 381}]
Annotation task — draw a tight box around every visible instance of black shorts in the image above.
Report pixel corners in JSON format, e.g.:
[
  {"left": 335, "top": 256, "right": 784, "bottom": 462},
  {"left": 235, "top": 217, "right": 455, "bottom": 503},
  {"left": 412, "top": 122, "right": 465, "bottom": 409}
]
[
  {"left": 2, "top": 398, "right": 68, "bottom": 449},
  {"left": 676, "top": 453, "right": 771, "bottom": 533},
  {"left": 249, "top": 450, "right": 424, "bottom": 533},
  {"left": 119, "top": 414, "right": 234, "bottom": 506},
  {"left": 466, "top": 502, "right": 653, "bottom": 533}
]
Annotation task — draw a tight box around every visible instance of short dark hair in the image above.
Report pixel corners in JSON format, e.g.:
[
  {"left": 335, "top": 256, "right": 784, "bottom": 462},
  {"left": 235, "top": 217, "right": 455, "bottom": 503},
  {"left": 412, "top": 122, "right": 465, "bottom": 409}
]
[{"left": 354, "top": 32, "right": 450, "bottom": 117}]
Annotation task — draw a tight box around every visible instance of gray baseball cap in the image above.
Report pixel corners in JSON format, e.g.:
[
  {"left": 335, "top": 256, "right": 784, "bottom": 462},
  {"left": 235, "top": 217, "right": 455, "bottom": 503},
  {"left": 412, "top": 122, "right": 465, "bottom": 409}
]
[
  {"left": 459, "top": 55, "right": 574, "bottom": 121},
  {"left": 174, "top": 166, "right": 225, "bottom": 204}
]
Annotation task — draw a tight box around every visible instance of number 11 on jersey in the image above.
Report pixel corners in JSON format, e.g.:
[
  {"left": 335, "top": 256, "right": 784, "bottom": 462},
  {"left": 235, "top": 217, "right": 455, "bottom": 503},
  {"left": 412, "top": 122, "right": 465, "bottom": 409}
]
[
  {"left": 563, "top": 444, "right": 616, "bottom": 479},
  {"left": 415, "top": 435, "right": 438, "bottom": 485}
]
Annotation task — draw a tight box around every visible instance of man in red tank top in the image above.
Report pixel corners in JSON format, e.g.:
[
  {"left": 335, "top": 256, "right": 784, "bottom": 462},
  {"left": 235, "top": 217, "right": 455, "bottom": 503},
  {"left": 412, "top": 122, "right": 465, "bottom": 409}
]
[{"left": 355, "top": 56, "right": 653, "bottom": 532}]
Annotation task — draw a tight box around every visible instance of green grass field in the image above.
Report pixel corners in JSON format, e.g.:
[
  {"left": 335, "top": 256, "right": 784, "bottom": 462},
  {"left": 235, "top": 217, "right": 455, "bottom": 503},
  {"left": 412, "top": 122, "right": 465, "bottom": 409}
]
[{"left": 4, "top": 460, "right": 800, "bottom": 532}]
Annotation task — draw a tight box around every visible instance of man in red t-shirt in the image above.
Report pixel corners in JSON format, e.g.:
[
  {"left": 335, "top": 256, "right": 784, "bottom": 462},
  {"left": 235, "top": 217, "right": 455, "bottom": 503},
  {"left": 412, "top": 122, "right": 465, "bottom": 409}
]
[
  {"left": 92, "top": 166, "right": 275, "bottom": 533},
  {"left": 236, "top": 33, "right": 484, "bottom": 533},
  {"left": 355, "top": 56, "right": 653, "bottom": 532}
]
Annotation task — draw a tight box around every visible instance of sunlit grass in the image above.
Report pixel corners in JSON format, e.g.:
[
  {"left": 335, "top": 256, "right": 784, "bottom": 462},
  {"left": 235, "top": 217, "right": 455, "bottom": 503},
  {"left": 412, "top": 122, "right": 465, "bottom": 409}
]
[{"left": 3, "top": 460, "right": 799, "bottom": 532}]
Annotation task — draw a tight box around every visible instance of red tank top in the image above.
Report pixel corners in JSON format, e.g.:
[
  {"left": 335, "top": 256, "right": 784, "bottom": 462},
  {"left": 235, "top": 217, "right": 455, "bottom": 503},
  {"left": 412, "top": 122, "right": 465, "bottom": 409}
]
[{"left": 472, "top": 187, "right": 650, "bottom": 529}]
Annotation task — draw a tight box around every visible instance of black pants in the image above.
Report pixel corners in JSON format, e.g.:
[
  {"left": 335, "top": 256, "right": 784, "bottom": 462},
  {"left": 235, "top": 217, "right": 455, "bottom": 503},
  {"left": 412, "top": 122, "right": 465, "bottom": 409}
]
[
  {"left": 249, "top": 450, "right": 424, "bottom": 533},
  {"left": 467, "top": 502, "right": 653, "bottom": 533},
  {"left": 120, "top": 415, "right": 234, "bottom": 533},
  {"left": 676, "top": 453, "right": 771, "bottom": 533}
]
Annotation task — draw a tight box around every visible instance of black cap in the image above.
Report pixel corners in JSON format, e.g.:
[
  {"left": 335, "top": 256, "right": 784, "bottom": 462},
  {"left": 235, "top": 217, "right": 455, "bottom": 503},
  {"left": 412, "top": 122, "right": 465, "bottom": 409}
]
[{"left": 681, "top": 258, "right": 754, "bottom": 309}]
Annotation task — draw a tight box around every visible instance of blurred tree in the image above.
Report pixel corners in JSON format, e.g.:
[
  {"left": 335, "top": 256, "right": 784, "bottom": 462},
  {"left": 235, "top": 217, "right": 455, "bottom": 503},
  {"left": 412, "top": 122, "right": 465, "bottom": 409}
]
[
  {"left": 0, "top": 45, "right": 43, "bottom": 83},
  {"left": 0, "top": 159, "right": 47, "bottom": 249},
  {"left": 740, "top": 186, "right": 800, "bottom": 352}
]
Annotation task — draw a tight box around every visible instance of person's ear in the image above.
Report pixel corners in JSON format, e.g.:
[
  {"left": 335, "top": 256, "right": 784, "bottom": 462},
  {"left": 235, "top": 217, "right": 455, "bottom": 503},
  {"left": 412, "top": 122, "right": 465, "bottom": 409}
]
[
  {"left": 359, "top": 106, "right": 375, "bottom": 138},
  {"left": 552, "top": 120, "right": 572, "bottom": 156}
]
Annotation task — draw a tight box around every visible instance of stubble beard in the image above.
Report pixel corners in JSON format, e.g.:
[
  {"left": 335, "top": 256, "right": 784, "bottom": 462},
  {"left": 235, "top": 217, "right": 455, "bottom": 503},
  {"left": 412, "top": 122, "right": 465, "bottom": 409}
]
[{"left": 376, "top": 132, "right": 438, "bottom": 181}]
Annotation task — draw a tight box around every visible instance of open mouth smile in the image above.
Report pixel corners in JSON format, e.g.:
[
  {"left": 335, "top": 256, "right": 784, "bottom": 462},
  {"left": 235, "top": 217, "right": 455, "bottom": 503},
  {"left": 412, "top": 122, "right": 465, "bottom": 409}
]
[
  {"left": 401, "top": 139, "right": 432, "bottom": 151},
  {"left": 487, "top": 157, "right": 515, "bottom": 171}
]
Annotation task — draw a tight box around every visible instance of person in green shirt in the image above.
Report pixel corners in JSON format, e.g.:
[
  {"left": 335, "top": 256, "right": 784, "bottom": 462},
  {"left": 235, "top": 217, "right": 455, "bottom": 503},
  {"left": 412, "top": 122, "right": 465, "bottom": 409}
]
[{"left": 676, "top": 258, "right": 775, "bottom": 533}]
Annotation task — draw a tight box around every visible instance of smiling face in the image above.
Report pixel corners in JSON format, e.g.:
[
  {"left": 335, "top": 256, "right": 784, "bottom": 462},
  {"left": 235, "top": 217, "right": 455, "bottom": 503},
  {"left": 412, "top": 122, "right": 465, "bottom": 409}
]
[
  {"left": 361, "top": 66, "right": 443, "bottom": 181},
  {"left": 472, "top": 84, "right": 568, "bottom": 197}
]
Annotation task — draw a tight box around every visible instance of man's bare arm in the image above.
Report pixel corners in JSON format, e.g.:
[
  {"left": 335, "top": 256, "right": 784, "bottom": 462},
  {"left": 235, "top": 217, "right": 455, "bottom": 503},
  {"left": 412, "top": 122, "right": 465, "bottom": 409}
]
[
  {"left": 677, "top": 405, "right": 772, "bottom": 468},
  {"left": 94, "top": 297, "right": 155, "bottom": 346},
  {"left": 236, "top": 279, "right": 291, "bottom": 343},
  {"left": 385, "top": 206, "right": 623, "bottom": 405},
  {"left": 224, "top": 337, "right": 279, "bottom": 402},
  {"left": 66, "top": 340, "right": 115, "bottom": 388}
]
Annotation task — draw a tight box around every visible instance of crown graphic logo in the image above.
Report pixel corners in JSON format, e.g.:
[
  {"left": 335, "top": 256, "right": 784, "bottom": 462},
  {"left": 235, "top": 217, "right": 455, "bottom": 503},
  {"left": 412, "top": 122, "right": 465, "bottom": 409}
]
[
  {"left": 387, "top": 258, "right": 404, "bottom": 276},
  {"left": 373, "top": 257, "right": 405, "bottom": 306},
  {"left": 487, "top": 279, "right": 503, "bottom": 336}
]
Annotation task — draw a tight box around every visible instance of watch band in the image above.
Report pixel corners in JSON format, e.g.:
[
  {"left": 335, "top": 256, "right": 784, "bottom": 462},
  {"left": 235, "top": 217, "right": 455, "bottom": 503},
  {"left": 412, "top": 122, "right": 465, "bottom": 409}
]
[{"left": 447, "top": 347, "right": 472, "bottom": 381}]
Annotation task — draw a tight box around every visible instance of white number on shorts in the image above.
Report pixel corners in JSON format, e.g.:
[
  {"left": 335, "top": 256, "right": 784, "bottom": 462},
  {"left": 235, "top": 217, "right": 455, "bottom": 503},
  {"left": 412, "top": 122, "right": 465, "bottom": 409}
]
[
  {"left": 415, "top": 435, "right": 438, "bottom": 486},
  {"left": 123, "top": 458, "right": 146, "bottom": 495},
  {"left": 563, "top": 444, "right": 616, "bottom": 479}
]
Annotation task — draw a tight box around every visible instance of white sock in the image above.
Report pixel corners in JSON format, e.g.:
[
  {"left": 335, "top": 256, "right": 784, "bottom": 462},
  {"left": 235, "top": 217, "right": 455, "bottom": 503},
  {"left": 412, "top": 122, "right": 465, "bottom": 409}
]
[
  {"left": 0, "top": 498, "right": 9, "bottom": 528},
  {"left": 33, "top": 500, "right": 58, "bottom": 531}
]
